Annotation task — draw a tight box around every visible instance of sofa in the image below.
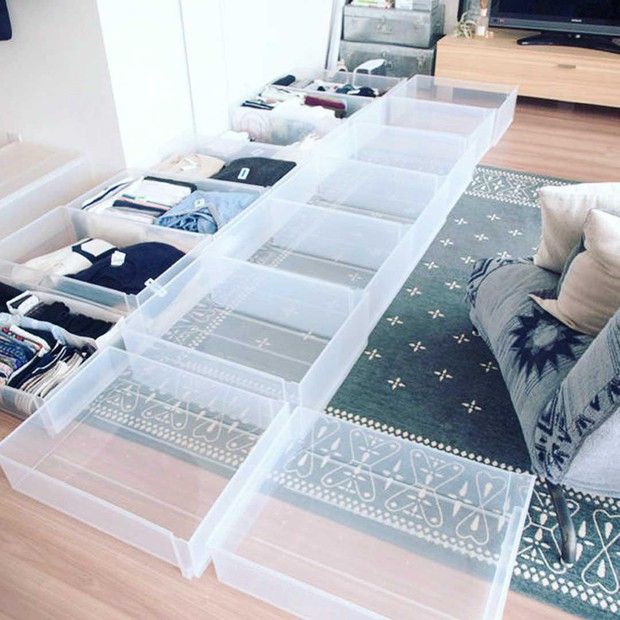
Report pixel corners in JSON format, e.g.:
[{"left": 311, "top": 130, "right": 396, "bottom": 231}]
[{"left": 466, "top": 256, "right": 620, "bottom": 563}]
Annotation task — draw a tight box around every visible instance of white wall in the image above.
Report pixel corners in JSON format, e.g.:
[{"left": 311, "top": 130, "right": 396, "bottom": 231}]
[
  {"left": 183, "top": 0, "right": 335, "bottom": 138},
  {"left": 0, "top": 0, "right": 125, "bottom": 180},
  {"left": 96, "top": 0, "right": 194, "bottom": 168},
  {"left": 0, "top": 0, "right": 335, "bottom": 180}
]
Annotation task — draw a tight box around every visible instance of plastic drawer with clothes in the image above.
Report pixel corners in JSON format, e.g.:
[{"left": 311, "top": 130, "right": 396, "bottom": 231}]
[
  {"left": 0, "top": 206, "right": 204, "bottom": 311},
  {"left": 64, "top": 170, "right": 265, "bottom": 239},
  {"left": 0, "top": 264, "right": 125, "bottom": 419}
]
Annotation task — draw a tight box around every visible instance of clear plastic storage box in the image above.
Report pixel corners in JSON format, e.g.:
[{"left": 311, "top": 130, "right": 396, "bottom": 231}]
[
  {"left": 122, "top": 256, "right": 369, "bottom": 409},
  {"left": 211, "top": 409, "right": 535, "bottom": 619},
  {"left": 198, "top": 138, "right": 284, "bottom": 163},
  {"left": 0, "top": 264, "right": 125, "bottom": 419},
  {"left": 272, "top": 156, "right": 448, "bottom": 224},
  {"left": 0, "top": 348, "right": 289, "bottom": 577},
  {"left": 231, "top": 106, "right": 344, "bottom": 146},
  {"left": 0, "top": 140, "right": 92, "bottom": 241},
  {"left": 0, "top": 207, "right": 204, "bottom": 311},
  {"left": 353, "top": 97, "right": 496, "bottom": 160},
  {"left": 205, "top": 197, "right": 446, "bottom": 325},
  {"left": 389, "top": 75, "right": 518, "bottom": 145},
  {"left": 318, "top": 123, "right": 478, "bottom": 208},
  {"left": 0, "top": 74, "right": 527, "bottom": 620},
  {"left": 282, "top": 68, "right": 402, "bottom": 98},
  {"left": 65, "top": 170, "right": 265, "bottom": 233}
]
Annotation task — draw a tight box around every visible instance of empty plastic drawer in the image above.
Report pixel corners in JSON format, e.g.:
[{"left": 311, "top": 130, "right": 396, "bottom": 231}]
[
  {"left": 0, "top": 206, "right": 204, "bottom": 311},
  {"left": 353, "top": 97, "right": 495, "bottom": 160},
  {"left": 271, "top": 156, "right": 447, "bottom": 225},
  {"left": 206, "top": 198, "right": 443, "bottom": 326},
  {"left": 212, "top": 408, "right": 535, "bottom": 620},
  {"left": 0, "top": 140, "right": 92, "bottom": 241},
  {"left": 122, "top": 256, "right": 370, "bottom": 409},
  {"left": 388, "top": 75, "right": 518, "bottom": 145},
  {"left": 0, "top": 347, "right": 289, "bottom": 578},
  {"left": 319, "top": 123, "right": 478, "bottom": 206}
]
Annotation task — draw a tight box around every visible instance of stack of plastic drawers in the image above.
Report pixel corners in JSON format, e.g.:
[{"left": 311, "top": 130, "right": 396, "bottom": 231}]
[
  {"left": 0, "top": 75, "right": 530, "bottom": 620},
  {"left": 0, "top": 139, "right": 92, "bottom": 240}
]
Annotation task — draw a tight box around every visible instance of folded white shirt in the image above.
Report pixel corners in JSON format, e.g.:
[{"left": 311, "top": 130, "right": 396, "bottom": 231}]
[{"left": 23, "top": 238, "right": 116, "bottom": 276}]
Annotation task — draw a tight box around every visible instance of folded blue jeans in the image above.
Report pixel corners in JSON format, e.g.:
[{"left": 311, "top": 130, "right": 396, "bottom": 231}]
[{"left": 155, "top": 190, "right": 256, "bottom": 234}]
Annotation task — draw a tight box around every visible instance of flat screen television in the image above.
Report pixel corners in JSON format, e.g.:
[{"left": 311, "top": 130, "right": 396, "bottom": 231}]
[{"left": 489, "top": 1, "right": 620, "bottom": 54}]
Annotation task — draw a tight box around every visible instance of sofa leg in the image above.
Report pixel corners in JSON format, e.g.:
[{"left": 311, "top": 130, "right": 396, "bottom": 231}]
[{"left": 546, "top": 480, "right": 576, "bottom": 564}]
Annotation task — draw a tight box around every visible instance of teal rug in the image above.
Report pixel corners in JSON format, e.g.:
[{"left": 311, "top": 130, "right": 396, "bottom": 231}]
[{"left": 329, "top": 166, "right": 620, "bottom": 618}]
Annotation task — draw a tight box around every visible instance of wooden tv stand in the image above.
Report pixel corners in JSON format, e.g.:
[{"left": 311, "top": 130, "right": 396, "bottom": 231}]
[{"left": 435, "top": 29, "right": 620, "bottom": 108}]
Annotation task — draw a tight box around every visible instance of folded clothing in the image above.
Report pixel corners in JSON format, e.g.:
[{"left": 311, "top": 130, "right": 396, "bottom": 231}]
[
  {"left": 68, "top": 242, "right": 185, "bottom": 295},
  {"left": 84, "top": 176, "right": 196, "bottom": 223},
  {"left": 0, "top": 326, "right": 39, "bottom": 385},
  {"left": 11, "top": 344, "right": 88, "bottom": 399},
  {"left": 1, "top": 282, "right": 113, "bottom": 343},
  {"left": 273, "top": 75, "right": 380, "bottom": 98},
  {"left": 20, "top": 295, "right": 113, "bottom": 340},
  {"left": 213, "top": 157, "right": 296, "bottom": 187},
  {"left": 5, "top": 324, "right": 91, "bottom": 398},
  {"left": 81, "top": 177, "right": 135, "bottom": 210},
  {"left": 272, "top": 74, "right": 296, "bottom": 87},
  {"left": 23, "top": 238, "right": 116, "bottom": 276},
  {"left": 156, "top": 190, "right": 256, "bottom": 234},
  {"left": 0, "top": 282, "right": 23, "bottom": 308},
  {"left": 242, "top": 87, "right": 347, "bottom": 117},
  {"left": 153, "top": 153, "right": 226, "bottom": 180}
]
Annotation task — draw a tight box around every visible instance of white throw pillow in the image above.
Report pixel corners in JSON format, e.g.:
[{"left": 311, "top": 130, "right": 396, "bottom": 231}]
[
  {"left": 534, "top": 182, "right": 620, "bottom": 273},
  {"left": 531, "top": 209, "right": 620, "bottom": 336}
]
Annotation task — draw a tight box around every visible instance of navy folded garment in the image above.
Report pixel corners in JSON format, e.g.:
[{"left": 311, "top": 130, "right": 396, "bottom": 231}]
[
  {"left": 213, "top": 157, "right": 296, "bottom": 187},
  {"left": 27, "top": 301, "right": 113, "bottom": 340},
  {"left": 68, "top": 242, "right": 185, "bottom": 295},
  {"left": 272, "top": 74, "right": 296, "bottom": 87},
  {"left": 0, "top": 282, "right": 23, "bottom": 310}
]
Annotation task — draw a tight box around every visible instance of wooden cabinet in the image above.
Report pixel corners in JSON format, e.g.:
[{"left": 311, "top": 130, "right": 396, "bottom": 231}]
[{"left": 435, "top": 29, "right": 620, "bottom": 108}]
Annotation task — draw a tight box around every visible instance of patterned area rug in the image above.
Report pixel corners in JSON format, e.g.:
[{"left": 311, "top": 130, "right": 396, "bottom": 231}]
[{"left": 329, "top": 166, "right": 620, "bottom": 618}]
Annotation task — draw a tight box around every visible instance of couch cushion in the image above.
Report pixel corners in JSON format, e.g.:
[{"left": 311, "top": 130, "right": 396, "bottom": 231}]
[
  {"left": 533, "top": 182, "right": 620, "bottom": 273},
  {"left": 467, "top": 258, "right": 593, "bottom": 467},
  {"left": 535, "top": 309, "right": 620, "bottom": 484},
  {"left": 531, "top": 209, "right": 620, "bottom": 337}
]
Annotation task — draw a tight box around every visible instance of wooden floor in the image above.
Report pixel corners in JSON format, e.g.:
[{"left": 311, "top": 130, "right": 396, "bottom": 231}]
[
  {"left": 481, "top": 97, "right": 620, "bottom": 181},
  {"left": 1, "top": 99, "right": 618, "bottom": 619}
]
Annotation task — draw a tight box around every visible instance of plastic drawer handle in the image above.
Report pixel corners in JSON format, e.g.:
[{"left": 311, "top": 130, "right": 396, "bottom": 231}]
[
  {"left": 379, "top": 51, "right": 393, "bottom": 70},
  {"left": 557, "top": 63, "right": 577, "bottom": 69}
]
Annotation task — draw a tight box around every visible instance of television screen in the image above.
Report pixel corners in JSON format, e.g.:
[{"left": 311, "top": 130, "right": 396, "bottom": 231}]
[{"left": 491, "top": 0, "right": 620, "bottom": 37}]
